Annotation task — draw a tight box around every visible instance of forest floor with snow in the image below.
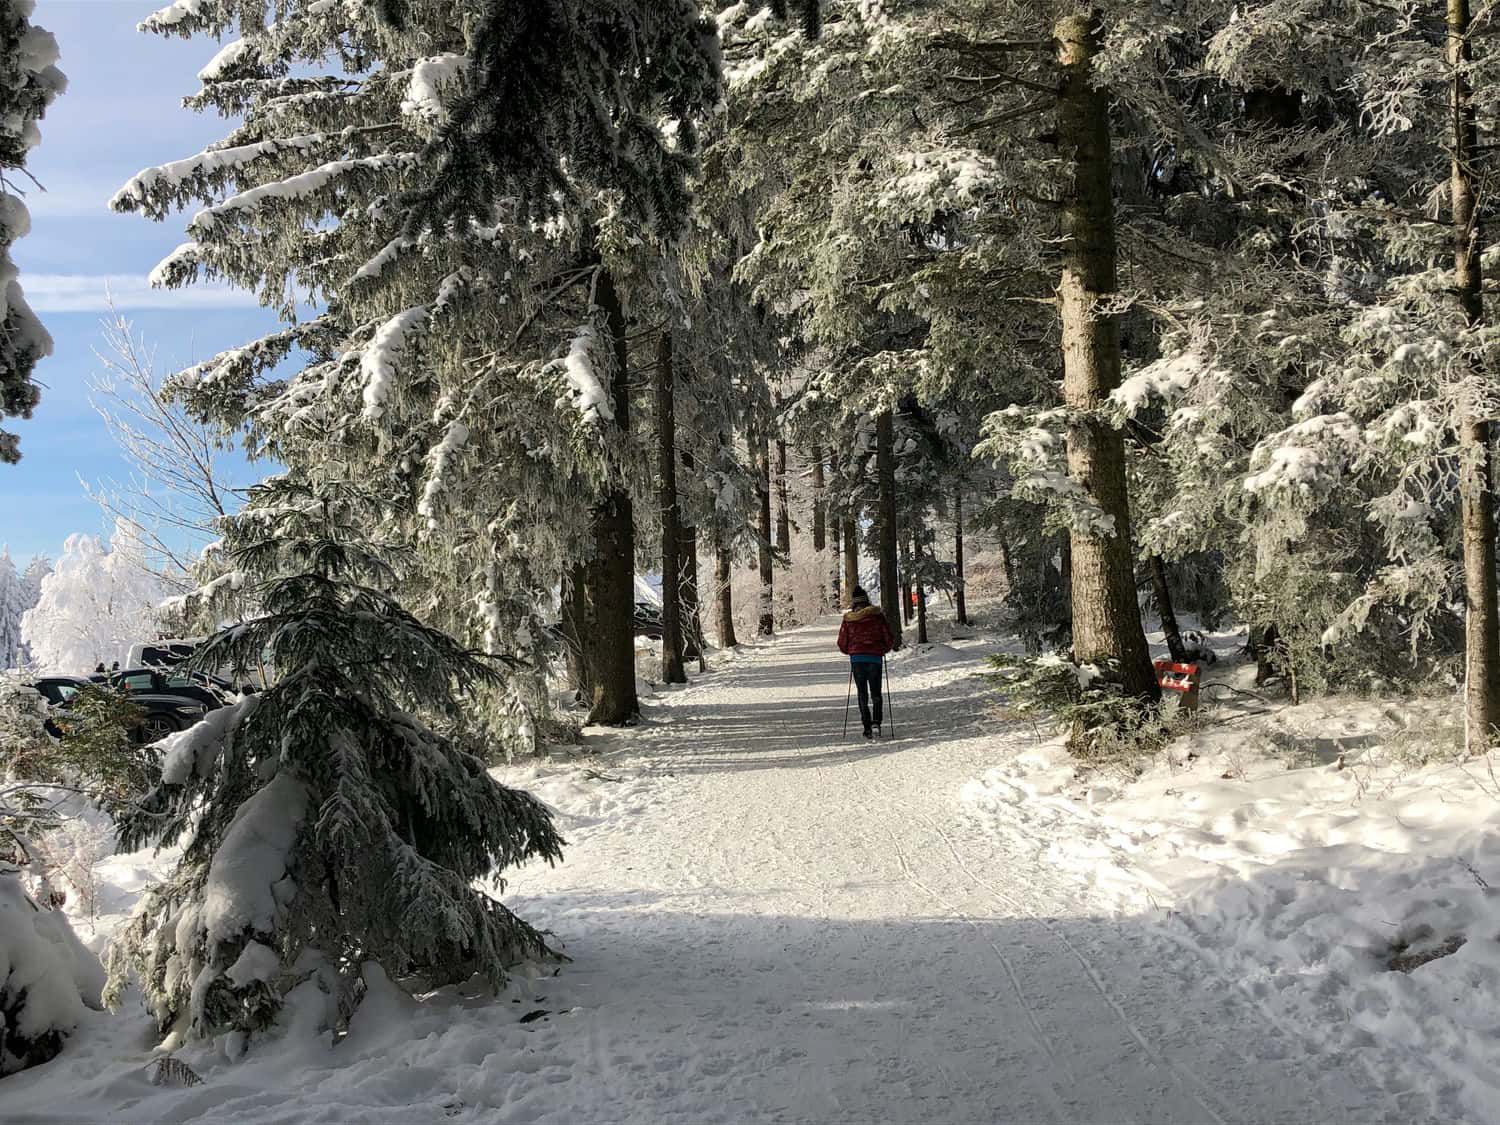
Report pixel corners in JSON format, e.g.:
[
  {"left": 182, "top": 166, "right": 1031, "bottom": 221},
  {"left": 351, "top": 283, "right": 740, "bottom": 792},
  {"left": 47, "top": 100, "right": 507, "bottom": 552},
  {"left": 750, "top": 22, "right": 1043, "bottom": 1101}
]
[{"left": 5, "top": 614, "right": 1497, "bottom": 1123}]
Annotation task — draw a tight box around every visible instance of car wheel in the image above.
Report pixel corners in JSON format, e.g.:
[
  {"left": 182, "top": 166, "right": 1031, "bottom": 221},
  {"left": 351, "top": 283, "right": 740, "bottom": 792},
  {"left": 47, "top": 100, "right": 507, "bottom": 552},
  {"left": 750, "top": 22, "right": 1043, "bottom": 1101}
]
[{"left": 138, "top": 714, "right": 179, "bottom": 743}]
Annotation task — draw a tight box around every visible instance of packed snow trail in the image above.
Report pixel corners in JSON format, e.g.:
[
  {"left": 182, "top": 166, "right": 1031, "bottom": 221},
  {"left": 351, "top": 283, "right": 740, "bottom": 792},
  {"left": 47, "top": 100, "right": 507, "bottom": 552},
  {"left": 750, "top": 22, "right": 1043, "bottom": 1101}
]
[
  {"left": 4, "top": 620, "right": 1430, "bottom": 1123},
  {"left": 487, "top": 621, "right": 1404, "bottom": 1125}
]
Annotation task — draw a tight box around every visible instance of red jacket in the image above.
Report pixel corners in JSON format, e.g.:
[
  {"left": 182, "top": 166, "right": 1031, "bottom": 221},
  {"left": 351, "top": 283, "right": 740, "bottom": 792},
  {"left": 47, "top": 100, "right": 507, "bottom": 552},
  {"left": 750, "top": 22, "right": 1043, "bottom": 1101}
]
[{"left": 838, "top": 606, "right": 895, "bottom": 656}]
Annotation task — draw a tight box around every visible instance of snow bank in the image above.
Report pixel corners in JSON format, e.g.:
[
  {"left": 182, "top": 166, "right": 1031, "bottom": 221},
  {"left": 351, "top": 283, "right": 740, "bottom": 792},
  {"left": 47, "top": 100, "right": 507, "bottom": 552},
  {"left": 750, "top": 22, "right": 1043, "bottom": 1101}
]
[
  {"left": 359, "top": 304, "right": 429, "bottom": 421},
  {"left": 400, "top": 53, "right": 466, "bottom": 122},
  {"left": 491, "top": 761, "right": 658, "bottom": 834},
  {"left": 202, "top": 771, "right": 308, "bottom": 943},
  {"left": 893, "top": 641, "right": 965, "bottom": 668},
  {"left": 963, "top": 697, "right": 1500, "bottom": 1119},
  {"left": 0, "top": 872, "right": 104, "bottom": 1075},
  {"left": 547, "top": 325, "right": 613, "bottom": 425}
]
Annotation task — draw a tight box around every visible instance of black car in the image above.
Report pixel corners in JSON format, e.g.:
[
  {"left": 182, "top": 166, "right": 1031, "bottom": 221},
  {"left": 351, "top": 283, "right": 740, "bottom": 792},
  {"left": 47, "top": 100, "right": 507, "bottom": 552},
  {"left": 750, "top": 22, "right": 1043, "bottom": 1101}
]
[
  {"left": 633, "top": 601, "right": 664, "bottom": 639},
  {"left": 32, "top": 676, "right": 209, "bottom": 744},
  {"left": 543, "top": 603, "right": 664, "bottom": 650},
  {"left": 94, "top": 668, "right": 235, "bottom": 711}
]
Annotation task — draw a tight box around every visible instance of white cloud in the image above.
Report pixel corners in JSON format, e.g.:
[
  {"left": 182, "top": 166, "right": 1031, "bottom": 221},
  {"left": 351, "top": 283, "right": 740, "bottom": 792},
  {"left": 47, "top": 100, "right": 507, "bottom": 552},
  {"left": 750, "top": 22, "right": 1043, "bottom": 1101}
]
[{"left": 20, "top": 273, "right": 261, "bottom": 313}]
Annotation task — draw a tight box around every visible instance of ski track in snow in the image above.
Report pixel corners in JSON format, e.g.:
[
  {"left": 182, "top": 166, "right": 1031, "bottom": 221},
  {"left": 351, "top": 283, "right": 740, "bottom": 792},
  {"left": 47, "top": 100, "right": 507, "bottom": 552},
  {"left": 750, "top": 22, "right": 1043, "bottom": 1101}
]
[{"left": 6, "top": 619, "right": 1435, "bottom": 1123}]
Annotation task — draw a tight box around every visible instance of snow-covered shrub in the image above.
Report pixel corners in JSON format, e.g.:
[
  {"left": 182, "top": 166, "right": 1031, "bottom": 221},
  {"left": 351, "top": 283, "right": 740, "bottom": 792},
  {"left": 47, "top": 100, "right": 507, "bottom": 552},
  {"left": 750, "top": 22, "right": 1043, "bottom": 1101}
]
[
  {"left": 988, "top": 653, "right": 1183, "bottom": 765},
  {"left": 1, "top": 678, "right": 152, "bottom": 921},
  {"left": 106, "top": 480, "right": 565, "bottom": 1049},
  {"left": 0, "top": 870, "right": 104, "bottom": 1076}
]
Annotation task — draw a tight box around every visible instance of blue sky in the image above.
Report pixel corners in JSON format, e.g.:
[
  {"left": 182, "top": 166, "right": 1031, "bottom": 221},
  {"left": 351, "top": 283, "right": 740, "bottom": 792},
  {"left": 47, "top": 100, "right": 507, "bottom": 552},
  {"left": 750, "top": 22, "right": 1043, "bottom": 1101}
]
[{"left": 0, "top": 1, "right": 277, "bottom": 567}]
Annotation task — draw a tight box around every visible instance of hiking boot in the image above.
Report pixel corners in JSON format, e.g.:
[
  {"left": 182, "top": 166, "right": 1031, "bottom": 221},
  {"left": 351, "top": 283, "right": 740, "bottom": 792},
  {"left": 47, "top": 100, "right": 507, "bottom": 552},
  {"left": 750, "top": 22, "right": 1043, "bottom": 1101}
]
[{"left": 862, "top": 725, "right": 873, "bottom": 740}]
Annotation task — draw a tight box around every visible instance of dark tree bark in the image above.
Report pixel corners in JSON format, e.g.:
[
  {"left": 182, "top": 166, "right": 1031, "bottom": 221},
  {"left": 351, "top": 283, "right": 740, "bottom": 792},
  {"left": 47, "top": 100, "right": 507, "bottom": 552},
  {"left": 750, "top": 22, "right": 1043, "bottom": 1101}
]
[
  {"left": 913, "top": 525, "right": 929, "bottom": 644},
  {"left": 561, "top": 562, "right": 590, "bottom": 699},
  {"left": 679, "top": 522, "right": 705, "bottom": 669},
  {"left": 1450, "top": 0, "right": 1500, "bottom": 748},
  {"left": 775, "top": 433, "right": 791, "bottom": 557},
  {"left": 1148, "top": 554, "right": 1188, "bottom": 664},
  {"left": 583, "top": 268, "right": 640, "bottom": 723},
  {"left": 900, "top": 527, "right": 914, "bottom": 626},
  {"left": 655, "top": 331, "right": 686, "bottom": 684},
  {"left": 679, "top": 447, "right": 705, "bottom": 669},
  {"left": 954, "top": 485, "right": 969, "bottom": 626},
  {"left": 756, "top": 429, "right": 775, "bottom": 636},
  {"left": 842, "top": 515, "right": 859, "bottom": 607},
  {"left": 876, "top": 411, "right": 903, "bottom": 649},
  {"left": 828, "top": 506, "right": 841, "bottom": 609},
  {"left": 713, "top": 525, "right": 738, "bottom": 649},
  {"left": 812, "top": 448, "right": 827, "bottom": 607},
  {"left": 998, "top": 537, "right": 1015, "bottom": 599},
  {"left": 1055, "top": 13, "right": 1157, "bottom": 701}
]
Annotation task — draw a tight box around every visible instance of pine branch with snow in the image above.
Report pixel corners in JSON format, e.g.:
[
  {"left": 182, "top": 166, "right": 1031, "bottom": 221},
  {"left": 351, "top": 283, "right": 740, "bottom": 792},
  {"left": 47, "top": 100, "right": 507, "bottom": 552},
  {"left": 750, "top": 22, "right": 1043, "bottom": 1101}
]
[{"left": 0, "top": 0, "right": 64, "bottom": 464}]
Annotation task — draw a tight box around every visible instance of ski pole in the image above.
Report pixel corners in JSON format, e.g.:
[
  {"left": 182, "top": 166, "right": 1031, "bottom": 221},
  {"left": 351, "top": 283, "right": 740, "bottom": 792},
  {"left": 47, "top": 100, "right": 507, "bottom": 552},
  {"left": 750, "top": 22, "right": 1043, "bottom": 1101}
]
[
  {"left": 883, "top": 654, "right": 894, "bottom": 739},
  {"left": 846, "top": 669, "right": 858, "bottom": 741},
  {"left": 842, "top": 665, "right": 853, "bottom": 740}
]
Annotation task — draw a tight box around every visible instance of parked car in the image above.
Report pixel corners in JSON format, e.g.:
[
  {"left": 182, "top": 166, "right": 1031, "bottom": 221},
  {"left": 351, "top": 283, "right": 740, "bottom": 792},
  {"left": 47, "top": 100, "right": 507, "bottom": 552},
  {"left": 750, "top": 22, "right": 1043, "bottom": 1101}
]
[
  {"left": 125, "top": 638, "right": 202, "bottom": 670},
  {"left": 543, "top": 603, "right": 665, "bottom": 649},
  {"left": 633, "top": 601, "right": 664, "bottom": 639},
  {"left": 95, "top": 667, "right": 236, "bottom": 711},
  {"left": 125, "top": 636, "right": 271, "bottom": 690},
  {"left": 31, "top": 676, "right": 208, "bottom": 744}
]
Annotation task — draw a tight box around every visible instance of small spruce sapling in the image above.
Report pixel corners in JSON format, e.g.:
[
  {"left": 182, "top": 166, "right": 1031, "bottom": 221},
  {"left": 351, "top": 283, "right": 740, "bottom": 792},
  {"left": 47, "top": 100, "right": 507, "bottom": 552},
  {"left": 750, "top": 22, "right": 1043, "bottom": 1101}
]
[{"left": 106, "top": 479, "right": 564, "bottom": 1047}]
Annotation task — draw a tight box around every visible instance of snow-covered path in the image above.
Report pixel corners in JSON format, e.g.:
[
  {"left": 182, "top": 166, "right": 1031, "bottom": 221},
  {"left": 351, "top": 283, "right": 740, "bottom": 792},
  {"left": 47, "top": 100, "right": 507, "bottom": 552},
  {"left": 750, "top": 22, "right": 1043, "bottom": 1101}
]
[
  {"left": 6, "top": 619, "right": 1426, "bottom": 1124},
  {"left": 493, "top": 621, "right": 1399, "bottom": 1125}
]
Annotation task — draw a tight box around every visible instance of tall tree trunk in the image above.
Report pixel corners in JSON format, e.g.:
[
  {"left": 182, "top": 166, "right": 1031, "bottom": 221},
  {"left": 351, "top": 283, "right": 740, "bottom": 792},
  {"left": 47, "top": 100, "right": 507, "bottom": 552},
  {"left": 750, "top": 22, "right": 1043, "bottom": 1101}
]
[
  {"left": 713, "top": 526, "right": 738, "bottom": 649},
  {"left": 876, "top": 411, "right": 903, "bottom": 649},
  {"left": 561, "top": 562, "right": 590, "bottom": 699},
  {"left": 680, "top": 523, "right": 705, "bottom": 669},
  {"left": 1451, "top": 0, "right": 1500, "bottom": 749},
  {"left": 1055, "top": 13, "right": 1157, "bottom": 701},
  {"left": 913, "top": 525, "right": 929, "bottom": 644},
  {"left": 756, "top": 429, "right": 775, "bottom": 636},
  {"left": 655, "top": 331, "right": 686, "bottom": 684},
  {"left": 585, "top": 268, "right": 639, "bottom": 722},
  {"left": 775, "top": 434, "right": 791, "bottom": 557},
  {"left": 812, "top": 448, "right": 827, "bottom": 608},
  {"left": 900, "top": 526, "right": 913, "bottom": 625},
  {"left": 829, "top": 507, "right": 842, "bottom": 609},
  {"left": 775, "top": 426, "right": 792, "bottom": 627},
  {"left": 954, "top": 485, "right": 969, "bottom": 626},
  {"left": 679, "top": 447, "right": 704, "bottom": 668},
  {"left": 842, "top": 515, "right": 859, "bottom": 607},
  {"left": 1148, "top": 554, "right": 1187, "bottom": 664}
]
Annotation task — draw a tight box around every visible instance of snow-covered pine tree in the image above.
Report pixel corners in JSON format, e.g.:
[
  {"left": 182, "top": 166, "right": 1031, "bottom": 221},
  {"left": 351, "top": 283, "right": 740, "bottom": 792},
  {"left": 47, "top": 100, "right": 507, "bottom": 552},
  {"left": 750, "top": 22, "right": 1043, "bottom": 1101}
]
[
  {"left": 107, "top": 476, "right": 564, "bottom": 1046},
  {"left": 116, "top": 0, "right": 721, "bottom": 731},
  {"left": 0, "top": 0, "right": 63, "bottom": 465},
  {"left": 1111, "top": 2, "right": 1500, "bottom": 713}
]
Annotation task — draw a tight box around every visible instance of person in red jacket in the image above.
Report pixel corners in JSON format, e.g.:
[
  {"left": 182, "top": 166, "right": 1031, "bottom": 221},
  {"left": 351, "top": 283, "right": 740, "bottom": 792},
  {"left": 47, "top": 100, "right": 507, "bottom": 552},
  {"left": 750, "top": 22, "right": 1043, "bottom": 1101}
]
[{"left": 837, "top": 586, "right": 896, "bottom": 739}]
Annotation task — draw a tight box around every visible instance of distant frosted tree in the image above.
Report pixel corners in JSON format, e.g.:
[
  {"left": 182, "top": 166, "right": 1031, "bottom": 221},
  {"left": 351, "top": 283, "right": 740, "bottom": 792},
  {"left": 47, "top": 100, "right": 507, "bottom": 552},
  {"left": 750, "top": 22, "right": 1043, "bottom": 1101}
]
[
  {"left": 20, "top": 522, "right": 167, "bottom": 672},
  {"left": 0, "top": 0, "right": 65, "bottom": 464},
  {"left": 13, "top": 551, "right": 49, "bottom": 665},
  {"left": 0, "top": 545, "right": 25, "bottom": 667}
]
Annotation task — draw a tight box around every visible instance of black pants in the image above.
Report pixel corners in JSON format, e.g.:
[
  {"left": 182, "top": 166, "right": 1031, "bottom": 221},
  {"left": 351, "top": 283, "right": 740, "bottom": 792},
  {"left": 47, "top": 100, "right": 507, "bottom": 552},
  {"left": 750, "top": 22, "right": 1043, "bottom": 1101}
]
[{"left": 852, "top": 660, "right": 883, "bottom": 730}]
